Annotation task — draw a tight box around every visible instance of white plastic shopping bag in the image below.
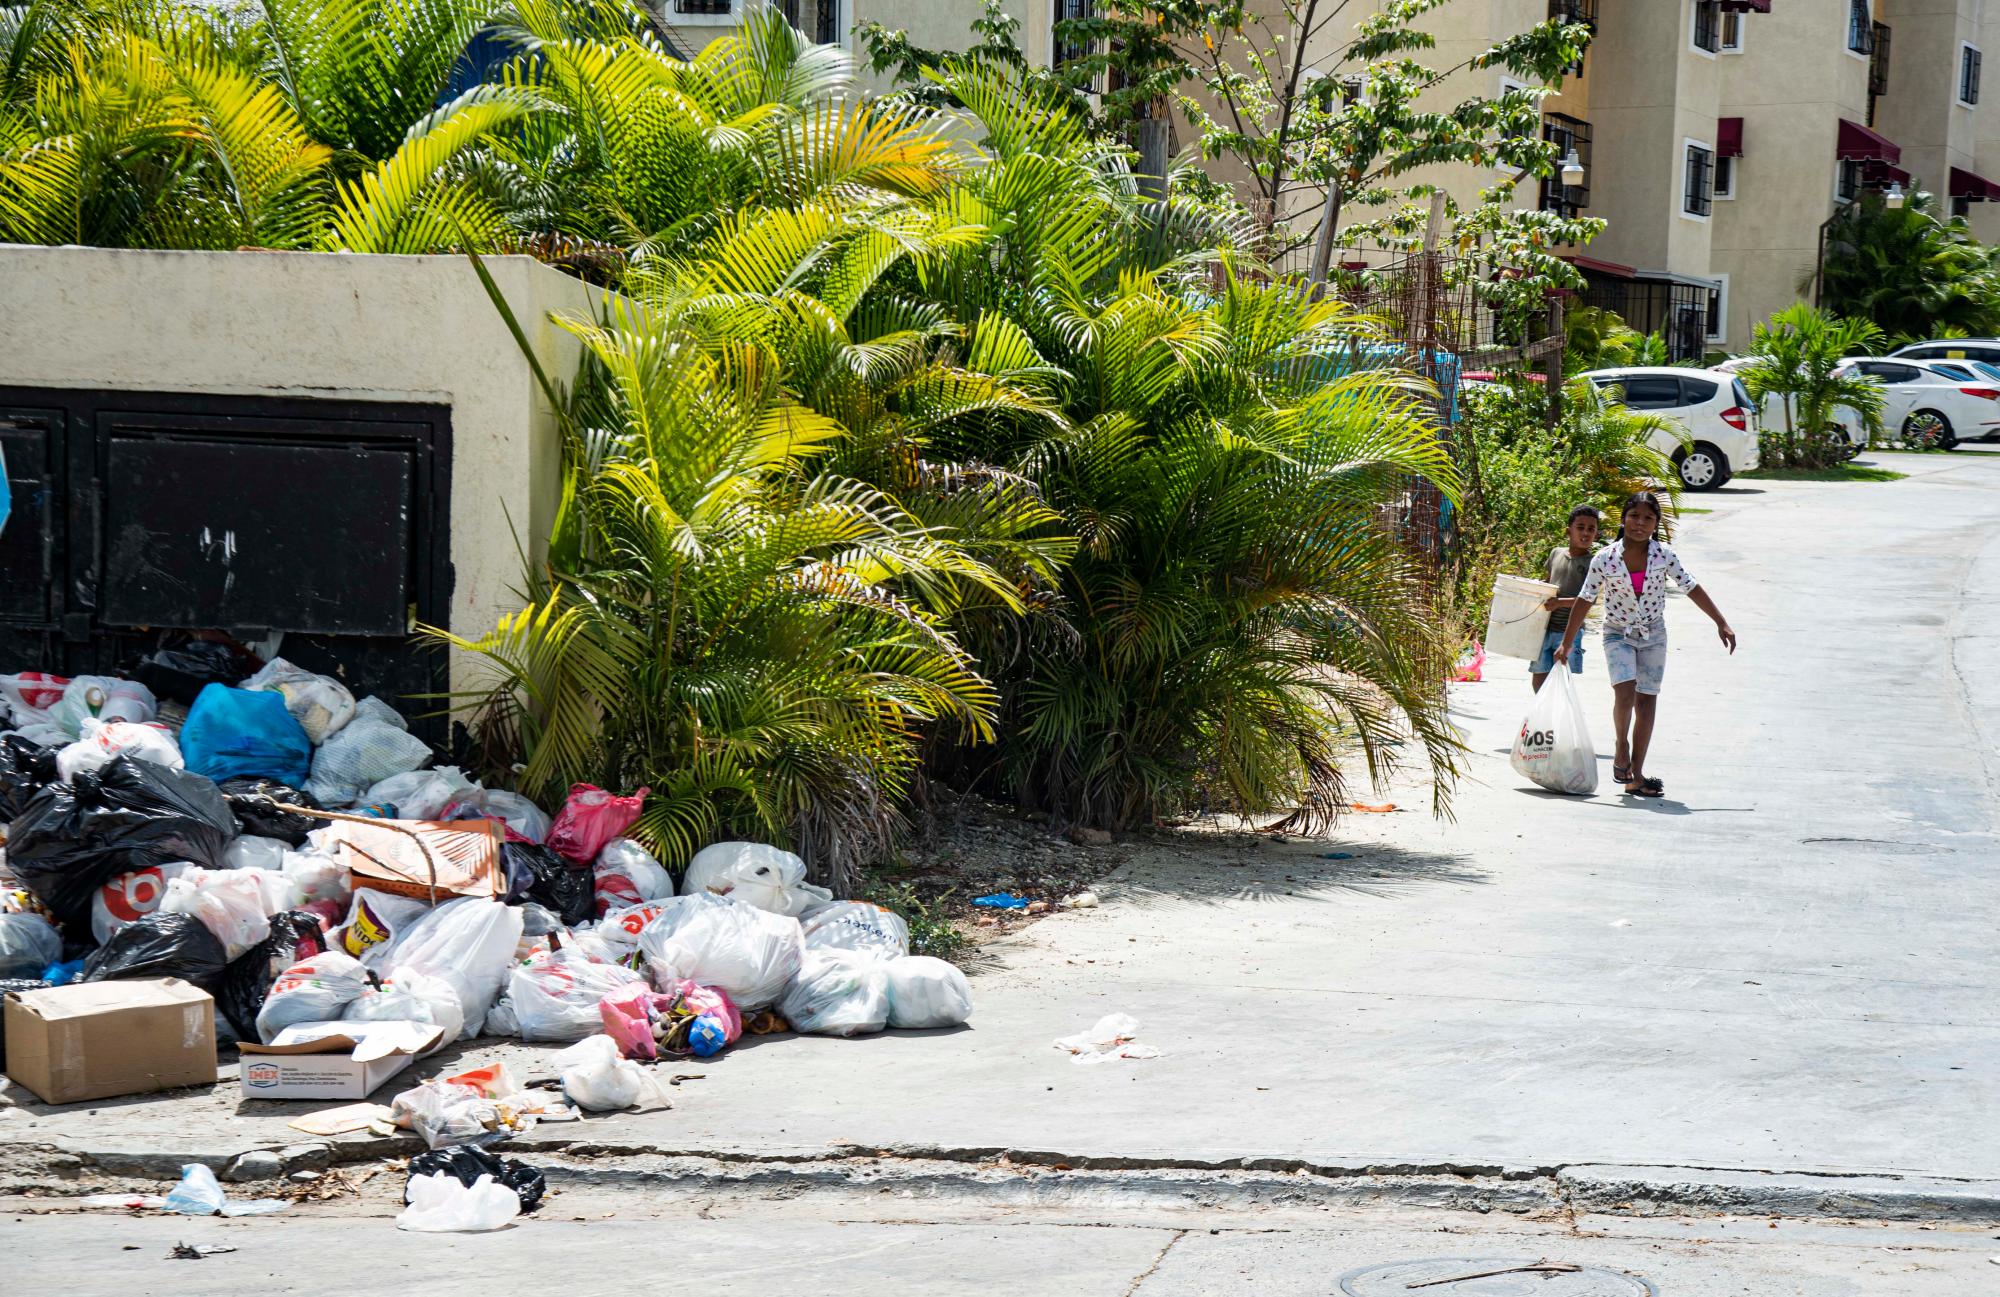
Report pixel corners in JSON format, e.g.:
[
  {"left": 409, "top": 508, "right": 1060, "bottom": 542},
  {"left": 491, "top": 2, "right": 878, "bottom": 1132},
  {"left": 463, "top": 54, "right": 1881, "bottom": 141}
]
[{"left": 1510, "top": 664, "right": 1598, "bottom": 795}]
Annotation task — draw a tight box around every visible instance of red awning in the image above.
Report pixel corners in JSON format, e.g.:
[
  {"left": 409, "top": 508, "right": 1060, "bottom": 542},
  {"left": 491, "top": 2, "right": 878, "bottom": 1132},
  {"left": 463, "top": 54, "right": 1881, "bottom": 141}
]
[
  {"left": 1717, "top": 117, "right": 1744, "bottom": 158},
  {"left": 1950, "top": 166, "right": 2000, "bottom": 202},
  {"left": 1863, "top": 159, "right": 1911, "bottom": 188},
  {"left": 1564, "top": 254, "right": 1636, "bottom": 279},
  {"left": 1837, "top": 119, "right": 1900, "bottom": 164},
  {"left": 1719, "top": 0, "right": 1771, "bottom": 12}
]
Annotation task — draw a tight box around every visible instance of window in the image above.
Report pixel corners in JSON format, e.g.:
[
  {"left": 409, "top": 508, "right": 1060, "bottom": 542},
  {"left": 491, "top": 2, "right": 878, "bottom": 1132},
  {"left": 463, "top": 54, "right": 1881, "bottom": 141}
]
[
  {"left": 1684, "top": 142, "right": 1714, "bottom": 217},
  {"left": 674, "top": 0, "right": 733, "bottom": 15},
  {"left": 1713, "top": 154, "right": 1736, "bottom": 199},
  {"left": 1612, "top": 377, "right": 1686, "bottom": 409},
  {"left": 1961, "top": 45, "right": 1983, "bottom": 106},
  {"left": 1679, "top": 376, "right": 1719, "bottom": 405},
  {"left": 1705, "top": 280, "right": 1729, "bottom": 345},
  {"left": 1692, "top": 1, "right": 1721, "bottom": 55},
  {"left": 1053, "top": 0, "right": 1097, "bottom": 78},
  {"left": 1837, "top": 158, "right": 1864, "bottom": 203},
  {"left": 1540, "top": 114, "right": 1592, "bottom": 217},
  {"left": 1848, "top": 0, "right": 1873, "bottom": 56},
  {"left": 1731, "top": 377, "right": 1753, "bottom": 410},
  {"left": 1928, "top": 362, "right": 1977, "bottom": 381},
  {"left": 1720, "top": 10, "right": 1744, "bottom": 52}
]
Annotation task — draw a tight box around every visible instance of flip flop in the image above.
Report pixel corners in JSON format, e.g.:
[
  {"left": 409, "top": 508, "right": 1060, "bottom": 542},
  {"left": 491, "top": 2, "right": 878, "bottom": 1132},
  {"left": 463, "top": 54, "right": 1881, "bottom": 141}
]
[
  {"left": 1612, "top": 764, "right": 1631, "bottom": 785},
  {"left": 1625, "top": 776, "right": 1663, "bottom": 797}
]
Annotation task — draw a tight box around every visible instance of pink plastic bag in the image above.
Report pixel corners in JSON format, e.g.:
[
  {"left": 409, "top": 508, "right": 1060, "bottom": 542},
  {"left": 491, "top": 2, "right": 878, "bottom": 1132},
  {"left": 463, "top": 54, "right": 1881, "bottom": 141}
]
[
  {"left": 1450, "top": 642, "right": 1486, "bottom": 683},
  {"left": 597, "top": 978, "right": 742, "bottom": 1060},
  {"left": 674, "top": 978, "right": 742, "bottom": 1045},
  {"left": 545, "top": 784, "right": 648, "bottom": 864}
]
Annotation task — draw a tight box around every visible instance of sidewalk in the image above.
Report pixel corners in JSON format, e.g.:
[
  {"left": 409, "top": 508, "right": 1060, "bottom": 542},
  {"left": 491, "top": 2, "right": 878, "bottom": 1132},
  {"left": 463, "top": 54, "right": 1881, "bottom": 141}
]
[{"left": 7, "top": 463, "right": 2000, "bottom": 1214}]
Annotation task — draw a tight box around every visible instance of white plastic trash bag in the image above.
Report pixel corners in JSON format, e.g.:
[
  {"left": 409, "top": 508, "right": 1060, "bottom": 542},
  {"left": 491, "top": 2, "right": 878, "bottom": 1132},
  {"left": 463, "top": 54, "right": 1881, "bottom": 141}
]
[
  {"left": 90, "top": 862, "right": 198, "bottom": 945},
  {"left": 281, "top": 849, "right": 351, "bottom": 906},
  {"left": 362, "top": 767, "right": 476, "bottom": 821},
  {"left": 778, "top": 949, "right": 891, "bottom": 1037},
  {"left": 679, "top": 841, "right": 830, "bottom": 917},
  {"left": 48, "top": 675, "right": 157, "bottom": 736},
  {"left": 636, "top": 893, "right": 803, "bottom": 1011},
  {"left": 440, "top": 787, "right": 550, "bottom": 843},
  {"left": 397, "top": 1172, "right": 521, "bottom": 1233},
  {"left": 55, "top": 719, "right": 182, "bottom": 781},
  {"left": 1510, "top": 663, "right": 1599, "bottom": 796},
  {"left": 381, "top": 898, "right": 524, "bottom": 1038},
  {"left": 508, "top": 949, "right": 645, "bottom": 1043},
  {"left": 245, "top": 657, "right": 355, "bottom": 743},
  {"left": 0, "top": 912, "right": 61, "bottom": 977},
  {"left": 350, "top": 695, "right": 408, "bottom": 731},
  {"left": 551, "top": 1033, "right": 669, "bottom": 1112},
  {"left": 159, "top": 867, "right": 296, "bottom": 959},
  {"left": 256, "top": 951, "right": 370, "bottom": 1042},
  {"left": 592, "top": 837, "right": 674, "bottom": 914},
  {"left": 304, "top": 720, "right": 431, "bottom": 807},
  {"left": 883, "top": 955, "right": 972, "bottom": 1029},
  {"left": 801, "top": 901, "right": 910, "bottom": 962},
  {"left": 345, "top": 966, "right": 465, "bottom": 1045},
  {"left": 222, "top": 834, "right": 290, "bottom": 872}
]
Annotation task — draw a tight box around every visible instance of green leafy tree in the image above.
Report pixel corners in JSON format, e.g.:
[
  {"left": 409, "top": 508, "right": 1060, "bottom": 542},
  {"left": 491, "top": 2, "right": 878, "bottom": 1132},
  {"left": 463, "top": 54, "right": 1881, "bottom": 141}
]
[
  {"left": 1818, "top": 191, "right": 2000, "bottom": 340},
  {"left": 1740, "top": 304, "right": 1885, "bottom": 467}
]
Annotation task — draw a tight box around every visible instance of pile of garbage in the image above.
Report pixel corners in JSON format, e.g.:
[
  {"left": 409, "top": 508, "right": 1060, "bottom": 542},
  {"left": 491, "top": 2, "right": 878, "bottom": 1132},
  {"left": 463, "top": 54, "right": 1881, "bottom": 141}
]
[{"left": 0, "top": 652, "right": 972, "bottom": 1150}]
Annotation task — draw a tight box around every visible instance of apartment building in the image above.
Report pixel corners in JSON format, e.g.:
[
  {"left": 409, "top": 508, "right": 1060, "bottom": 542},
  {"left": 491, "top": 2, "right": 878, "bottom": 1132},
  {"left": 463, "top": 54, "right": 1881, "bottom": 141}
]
[{"left": 656, "top": 0, "right": 2000, "bottom": 353}]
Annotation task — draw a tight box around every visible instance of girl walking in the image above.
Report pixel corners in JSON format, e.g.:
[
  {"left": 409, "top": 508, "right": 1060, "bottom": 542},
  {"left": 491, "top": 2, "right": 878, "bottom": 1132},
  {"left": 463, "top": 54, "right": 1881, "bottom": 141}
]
[{"left": 1553, "top": 492, "right": 1737, "bottom": 796}]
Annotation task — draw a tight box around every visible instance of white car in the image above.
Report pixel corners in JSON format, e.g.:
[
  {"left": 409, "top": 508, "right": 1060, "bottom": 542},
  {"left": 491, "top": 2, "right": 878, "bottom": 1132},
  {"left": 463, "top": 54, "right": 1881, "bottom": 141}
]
[
  {"left": 1708, "top": 357, "right": 1869, "bottom": 457},
  {"left": 1832, "top": 356, "right": 2000, "bottom": 449},
  {"left": 1891, "top": 339, "right": 2000, "bottom": 368},
  {"left": 1581, "top": 366, "right": 1761, "bottom": 490}
]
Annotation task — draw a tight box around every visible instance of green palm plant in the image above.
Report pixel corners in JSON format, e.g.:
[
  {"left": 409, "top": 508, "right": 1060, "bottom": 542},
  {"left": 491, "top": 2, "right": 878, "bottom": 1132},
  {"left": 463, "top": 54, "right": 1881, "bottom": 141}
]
[
  {"left": 438, "top": 284, "right": 1033, "bottom": 889},
  {"left": 1740, "top": 303, "right": 1885, "bottom": 463},
  {"left": 1818, "top": 191, "right": 2000, "bottom": 339}
]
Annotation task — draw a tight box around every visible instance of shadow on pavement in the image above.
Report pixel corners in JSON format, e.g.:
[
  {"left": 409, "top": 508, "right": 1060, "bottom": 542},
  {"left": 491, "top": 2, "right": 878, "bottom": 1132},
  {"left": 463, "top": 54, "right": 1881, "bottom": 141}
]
[{"left": 1108, "top": 839, "right": 1488, "bottom": 910}]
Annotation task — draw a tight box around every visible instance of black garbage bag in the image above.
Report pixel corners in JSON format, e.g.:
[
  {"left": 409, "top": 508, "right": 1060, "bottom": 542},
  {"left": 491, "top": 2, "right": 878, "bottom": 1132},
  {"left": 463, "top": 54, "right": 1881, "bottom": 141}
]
[
  {"left": 129, "top": 638, "right": 256, "bottom": 705},
  {"left": 0, "top": 977, "right": 53, "bottom": 1069},
  {"left": 404, "top": 1146, "right": 546, "bottom": 1213},
  {"left": 218, "top": 777, "right": 322, "bottom": 846},
  {"left": 79, "top": 912, "right": 228, "bottom": 989},
  {"left": 501, "top": 842, "right": 593, "bottom": 927},
  {"left": 215, "top": 910, "right": 325, "bottom": 1040},
  {"left": 7, "top": 757, "right": 239, "bottom": 930},
  {"left": 0, "top": 734, "right": 57, "bottom": 820}
]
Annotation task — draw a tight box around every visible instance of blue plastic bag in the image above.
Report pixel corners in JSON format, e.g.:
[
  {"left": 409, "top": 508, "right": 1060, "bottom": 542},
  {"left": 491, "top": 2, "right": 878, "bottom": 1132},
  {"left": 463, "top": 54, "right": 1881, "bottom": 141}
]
[{"left": 180, "top": 684, "right": 312, "bottom": 785}]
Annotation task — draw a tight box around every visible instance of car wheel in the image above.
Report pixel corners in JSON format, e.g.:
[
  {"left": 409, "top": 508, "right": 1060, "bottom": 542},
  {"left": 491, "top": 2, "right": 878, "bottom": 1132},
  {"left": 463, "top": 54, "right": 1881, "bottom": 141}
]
[
  {"left": 1674, "top": 442, "right": 1729, "bottom": 491},
  {"left": 1904, "top": 409, "right": 1957, "bottom": 450}
]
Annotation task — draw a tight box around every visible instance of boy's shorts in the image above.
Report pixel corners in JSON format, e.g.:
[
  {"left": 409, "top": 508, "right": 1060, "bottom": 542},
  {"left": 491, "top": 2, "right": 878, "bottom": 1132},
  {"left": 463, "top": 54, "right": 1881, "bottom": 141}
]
[{"left": 1531, "top": 628, "right": 1584, "bottom": 675}]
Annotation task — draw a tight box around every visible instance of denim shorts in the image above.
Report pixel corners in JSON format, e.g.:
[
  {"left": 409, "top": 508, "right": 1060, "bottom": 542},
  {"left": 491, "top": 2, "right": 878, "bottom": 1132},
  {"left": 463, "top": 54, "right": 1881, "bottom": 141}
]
[
  {"left": 1530, "top": 627, "right": 1584, "bottom": 675},
  {"left": 1602, "top": 626, "right": 1667, "bottom": 695}
]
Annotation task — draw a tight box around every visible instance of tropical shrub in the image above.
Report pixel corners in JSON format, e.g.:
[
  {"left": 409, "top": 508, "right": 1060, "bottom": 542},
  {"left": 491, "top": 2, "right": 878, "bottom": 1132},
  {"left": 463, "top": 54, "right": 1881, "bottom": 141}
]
[
  {"left": 1739, "top": 304, "right": 1884, "bottom": 468},
  {"left": 1818, "top": 192, "right": 2000, "bottom": 340}
]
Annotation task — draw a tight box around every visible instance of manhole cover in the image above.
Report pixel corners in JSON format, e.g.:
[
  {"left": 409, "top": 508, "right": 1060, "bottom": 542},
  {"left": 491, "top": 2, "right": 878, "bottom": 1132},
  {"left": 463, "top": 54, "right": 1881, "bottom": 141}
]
[{"left": 1338, "top": 1257, "right": 1657, "bottom": 1296}]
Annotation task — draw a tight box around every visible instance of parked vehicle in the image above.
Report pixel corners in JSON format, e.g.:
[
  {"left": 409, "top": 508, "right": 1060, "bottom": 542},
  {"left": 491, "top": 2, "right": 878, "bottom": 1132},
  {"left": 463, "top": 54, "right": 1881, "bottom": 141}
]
[
  {"left": 1706, "top": 357, "right": 1868, "bottom": 458},
  {"left": 1890, "top": 339, "right": 2000, "bottom": 368},
  {"left": 1580, "top": 367, "right": 1759, "bottom": 490},
  {"left": 1830, "top": 357, "right": 2000, "bottom": 449}
]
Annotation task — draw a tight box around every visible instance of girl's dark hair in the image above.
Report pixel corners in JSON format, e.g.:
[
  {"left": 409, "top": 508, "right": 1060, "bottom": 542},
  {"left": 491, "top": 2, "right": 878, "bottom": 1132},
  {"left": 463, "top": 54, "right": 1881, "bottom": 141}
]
[
  {"left": 1566, "top": 504, "right": 1601, "bottom": 526},
  {"left": 1616, "top": 491, "right": 1666, "bottom": 542}
]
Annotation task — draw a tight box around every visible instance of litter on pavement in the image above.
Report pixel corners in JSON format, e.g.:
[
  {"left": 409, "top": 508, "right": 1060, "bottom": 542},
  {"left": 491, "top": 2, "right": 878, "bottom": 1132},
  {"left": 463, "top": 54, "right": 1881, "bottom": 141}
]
[
  {"left": 0, "top": 653, "right": 978, "bottom": 1229},
  {"left": 1054, "top": 1012, "right": 1164, "bottom": 1065}
]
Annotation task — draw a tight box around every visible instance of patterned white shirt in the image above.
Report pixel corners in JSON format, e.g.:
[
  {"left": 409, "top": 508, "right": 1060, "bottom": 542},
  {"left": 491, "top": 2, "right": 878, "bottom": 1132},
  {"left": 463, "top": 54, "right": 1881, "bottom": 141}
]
[{"left": 1575, "top": 540, "right": 1699, "bottom": 641}]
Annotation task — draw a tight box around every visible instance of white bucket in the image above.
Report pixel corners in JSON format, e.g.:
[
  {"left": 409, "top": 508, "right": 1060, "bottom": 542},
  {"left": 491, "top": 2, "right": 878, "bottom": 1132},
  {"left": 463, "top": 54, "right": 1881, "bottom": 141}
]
[{"left": 1484, "top": 573, "right": 1558, "bottom": 661}]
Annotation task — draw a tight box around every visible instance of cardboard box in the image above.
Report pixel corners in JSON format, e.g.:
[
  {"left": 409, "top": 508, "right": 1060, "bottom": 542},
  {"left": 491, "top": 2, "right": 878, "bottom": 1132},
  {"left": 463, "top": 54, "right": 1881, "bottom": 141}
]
[
  {"left": 323, "top": 818, "right": 503, "bottom": 902},
  {"left": 3, "top": 978, "right": 216, "bottom": 1105},
  {"left": 238, "top": 1019, "right": 446, "bottom": 1100}
]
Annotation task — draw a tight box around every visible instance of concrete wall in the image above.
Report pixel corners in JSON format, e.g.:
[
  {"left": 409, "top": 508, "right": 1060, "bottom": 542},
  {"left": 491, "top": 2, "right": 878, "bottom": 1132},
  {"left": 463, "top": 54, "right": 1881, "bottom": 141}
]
[
  {"left": 1874, "top": 0, "right": 1983, "bottom": 198},
  {"left": 0, "top": 245, "right": 595, "bottom": 690}
]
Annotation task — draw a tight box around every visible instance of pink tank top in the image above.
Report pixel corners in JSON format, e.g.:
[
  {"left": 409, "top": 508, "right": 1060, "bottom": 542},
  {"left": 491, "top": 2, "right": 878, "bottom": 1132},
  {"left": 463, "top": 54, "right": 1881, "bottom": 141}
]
[{"left": 1629, "top": 570, "right": 1647, "bottom": 597}]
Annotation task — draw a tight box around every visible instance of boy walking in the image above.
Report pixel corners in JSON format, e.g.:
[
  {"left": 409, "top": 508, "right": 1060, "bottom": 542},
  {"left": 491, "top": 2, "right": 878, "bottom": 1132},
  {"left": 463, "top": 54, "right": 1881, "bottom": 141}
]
[{"left": 1531, "top": 505, "right": 1601, "bottom": 692}]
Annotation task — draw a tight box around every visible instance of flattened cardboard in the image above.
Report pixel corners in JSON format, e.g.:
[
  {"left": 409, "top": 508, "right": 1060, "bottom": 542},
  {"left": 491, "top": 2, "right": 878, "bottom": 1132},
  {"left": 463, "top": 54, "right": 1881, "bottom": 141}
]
[
  {"left": 324, "top": 818, "right": 502, "bottom": 902},
  {"left": 3, "top": 978, "right": 216, "bottom": 1105},
  {"left": 238, "top": 1019, "right": 446, "bottom": 1100}
]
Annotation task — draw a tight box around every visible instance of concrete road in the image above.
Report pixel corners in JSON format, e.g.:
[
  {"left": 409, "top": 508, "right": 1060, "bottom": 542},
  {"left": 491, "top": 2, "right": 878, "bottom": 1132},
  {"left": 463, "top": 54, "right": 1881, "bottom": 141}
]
[
  {"left": 7, "top": 451, "right": 1998, "bottom": 1196},
  {"left": 8, "top": 1187, "right": 1997, "bottom": 1296}
]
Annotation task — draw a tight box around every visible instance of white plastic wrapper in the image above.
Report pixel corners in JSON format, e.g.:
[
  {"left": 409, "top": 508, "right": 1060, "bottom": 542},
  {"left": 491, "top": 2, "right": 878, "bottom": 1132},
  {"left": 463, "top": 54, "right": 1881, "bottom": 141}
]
[
  {"left": 550, "top": 1033, "right": 670, "bottom": 1111},
  {"left": 397, "top": 1172, "right": 520, "bottom": 1232},
  {"left": 379, "top": 898, "right": 524, "bottom": 1038},
  {"left": 346, "top": 966, "right": 465, "bottom": 1045},
  {"left": 1510, "top": 663, "right": 1599, "bottom": 796},
  {"left": 778, "top": 949, "right": 891, "bottom": 1037},
  {"left": 0, "top": 911, "right": 62, "bottom": 977},
  {"left": 679, "top": 841, "right": 830, "bottom": 917},
  {"left": 255, "top": 951, "right": 369, "bottom": 1043},
  {"left": 159, "top": 867, "right": 297, "bottom": 959},
  {"left": 304, "top": 720, "right": 431, "bottom": 807},
  {"left": 592, "top": 838, "right": 674, "bottom": 913},
  {"left": 636, "top": 893, "right": 803, "bottom": 1011},
  {"left": 362, "top": 767, "right": 476, "bottom": 821},
  {"left": 245, "top": 657, "right": 356, "bottom": 743},
  {"left": 508, "top": 949, "right": 645, "bottom": 1043},
  {"left": 801, "top": 901, "right": 910, "bottom": 962},
  {"left": 883, "top": 955, "right": 972, "bottom": 1029},
  {"left": 56, "top": 719, "right": 182, "bottom": 781},
  {"left": 222, "top": 834, "right": 290, "bottom": 872},
  {"left": 441, "top": 787, "right": 550, "bottom": 843}
]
